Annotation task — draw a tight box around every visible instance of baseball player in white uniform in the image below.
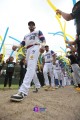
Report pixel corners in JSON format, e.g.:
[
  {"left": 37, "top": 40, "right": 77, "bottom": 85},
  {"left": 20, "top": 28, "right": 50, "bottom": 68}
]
[
  {"left": 54, "top": 59, "right": 62, "bottom": 87},
  {"left": 42, "top": 45, "right": 56, "bottom": 91},
  {"left": 10, "top": 21, "right": 46, "bottom": 101}
]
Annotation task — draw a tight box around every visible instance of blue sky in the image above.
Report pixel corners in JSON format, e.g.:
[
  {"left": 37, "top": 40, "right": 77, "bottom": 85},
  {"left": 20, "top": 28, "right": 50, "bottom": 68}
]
[{"left": 0, "top": 0, "right": 78, "bottom": 59}]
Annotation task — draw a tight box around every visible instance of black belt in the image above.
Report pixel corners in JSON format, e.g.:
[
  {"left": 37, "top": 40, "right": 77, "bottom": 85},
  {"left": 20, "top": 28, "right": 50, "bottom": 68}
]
[
  {"left": 45, "top": 61, "right": 52, "bottom": 63},
  {"left": 27, "top": 44, "right": 40, "bottom": 49}
]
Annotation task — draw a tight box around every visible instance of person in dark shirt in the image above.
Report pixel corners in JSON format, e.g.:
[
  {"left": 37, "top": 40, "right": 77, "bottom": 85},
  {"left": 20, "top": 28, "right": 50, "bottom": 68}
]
[
  {"left": 67, "top": 53, "right": 78, "bottom": 65},
  {"left": 19, "top": 58, "right": 27, "bottom": 87},
  {"left": 66, "top": 51, "right": 80, "bottom": 90},
  {"left": 56, "top": 1, "right": 80, "bottom": 66},
  {"left": 4, "top": 56, "right": 15, "bottom": 89}
]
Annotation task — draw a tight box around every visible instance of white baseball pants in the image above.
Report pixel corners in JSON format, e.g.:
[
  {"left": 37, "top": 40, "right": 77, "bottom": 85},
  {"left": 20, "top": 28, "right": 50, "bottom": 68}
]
[{"left": 19, "top": 45, "right": 40, "bottom": 95}]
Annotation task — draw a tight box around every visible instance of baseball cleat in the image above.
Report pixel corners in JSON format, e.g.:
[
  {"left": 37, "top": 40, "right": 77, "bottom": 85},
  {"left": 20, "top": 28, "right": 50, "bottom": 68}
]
[
  {"left": 33, "top": 88, "right": 38, "bottom": 93},
  {"left": 10, "top": 92, "right": 27, "bottom": 102}
]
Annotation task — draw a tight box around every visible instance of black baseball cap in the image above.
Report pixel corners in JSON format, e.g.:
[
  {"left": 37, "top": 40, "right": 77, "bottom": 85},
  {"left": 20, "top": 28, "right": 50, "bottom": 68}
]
[{"left": 28, "top": 21, "right": 35, "bottom": 26}]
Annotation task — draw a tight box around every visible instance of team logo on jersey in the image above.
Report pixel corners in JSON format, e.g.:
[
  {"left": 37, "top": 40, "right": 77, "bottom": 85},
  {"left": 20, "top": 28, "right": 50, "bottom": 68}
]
[
  {"left": 32, "top": 50, "right": 36, "bottom": 54},
  {"left": 29, "top": 55, "right": 34, "bottom": 59}
]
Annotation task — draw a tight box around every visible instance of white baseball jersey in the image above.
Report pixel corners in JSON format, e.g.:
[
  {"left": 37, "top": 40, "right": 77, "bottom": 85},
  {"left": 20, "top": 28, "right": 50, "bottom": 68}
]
[
  {"left": 22, "top": 30, "right": 45, "bottom": 47},
  {"left": 43, "top": 50, "right": 55, "bottom": 63}
]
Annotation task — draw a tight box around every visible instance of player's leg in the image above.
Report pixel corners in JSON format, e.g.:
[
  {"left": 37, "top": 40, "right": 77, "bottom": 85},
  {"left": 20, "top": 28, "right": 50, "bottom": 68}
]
[
  {"left": 48, "top": 64, "right": 55, "bottom": 90},
  {"left": 43, "top": 63, "right": 49, "bottom": 86},
  {"left": 33, "top": 71, "right": 41, "bottom": 93},
  {"left": 8, "top": 73, "right": 13, "bottom": 88},
  {"left": 4, "top": 73, "right": 8, "bottom": 88},
  {"left": 10, "top": 45, "right": 40, "bottom": 101}
]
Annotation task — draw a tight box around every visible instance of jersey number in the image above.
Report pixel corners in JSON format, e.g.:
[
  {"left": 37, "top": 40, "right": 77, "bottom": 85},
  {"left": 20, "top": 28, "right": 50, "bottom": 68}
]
[{"left": 29, "top": 35, "right": 35, "bottom": 40}]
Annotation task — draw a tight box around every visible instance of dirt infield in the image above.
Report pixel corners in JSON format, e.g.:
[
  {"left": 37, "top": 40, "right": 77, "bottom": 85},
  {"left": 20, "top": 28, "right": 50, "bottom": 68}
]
[{"left": 0, "top": 86, "right": 80, "bottom": 120}]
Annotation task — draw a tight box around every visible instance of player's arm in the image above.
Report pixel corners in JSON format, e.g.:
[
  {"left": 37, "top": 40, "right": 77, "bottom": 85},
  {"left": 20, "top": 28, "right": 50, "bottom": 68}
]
[
  {"left": 38, "top": 30, "right": 46, "bottom": 47},
  {"left": 53, "top": 54, "right": 56, "bottom": 65},
  {"left": 12, "top": 40, "right": 25, "bottom": 51},
  {"left": 51, "top": 50, "right": 56, "bottom": 64}
]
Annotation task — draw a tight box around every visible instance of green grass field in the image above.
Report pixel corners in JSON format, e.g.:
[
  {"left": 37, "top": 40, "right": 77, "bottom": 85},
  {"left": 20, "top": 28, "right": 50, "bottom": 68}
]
[{"left": 0, "top": 84, "right": 19, "bottom": 89}]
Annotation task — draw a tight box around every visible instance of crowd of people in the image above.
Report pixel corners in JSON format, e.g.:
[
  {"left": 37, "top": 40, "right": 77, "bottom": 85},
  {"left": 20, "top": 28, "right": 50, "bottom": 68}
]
[{"left": 0, "top": 54, "right": 27, "bottom": 89}]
